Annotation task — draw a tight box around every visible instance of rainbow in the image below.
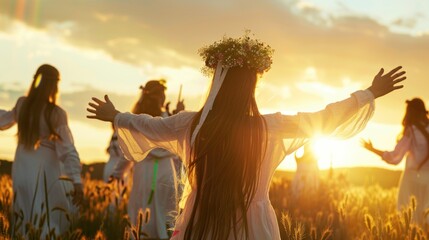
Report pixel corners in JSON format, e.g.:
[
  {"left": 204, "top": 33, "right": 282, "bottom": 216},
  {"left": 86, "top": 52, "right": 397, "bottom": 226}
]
[{"left": 11, "top": 0, "right": 42, "bottom": 26}]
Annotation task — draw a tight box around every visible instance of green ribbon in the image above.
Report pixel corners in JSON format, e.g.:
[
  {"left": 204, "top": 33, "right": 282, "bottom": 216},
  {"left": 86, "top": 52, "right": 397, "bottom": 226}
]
[{"left": 147, "top": 159, "right": 159, "bottom": 205}]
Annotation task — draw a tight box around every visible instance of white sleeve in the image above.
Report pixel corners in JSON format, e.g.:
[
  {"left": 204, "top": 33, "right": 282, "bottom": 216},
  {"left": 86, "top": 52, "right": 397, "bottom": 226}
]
[
  {"left": 54, "top": 110, "right": 82, "bottom": 184},
  {"left": 112, "top": 156, "right": 133, "bottom": 179},
  {"left": 0, "top": 97, "right": 24, "bottom": 130},
  {"left": 0, "top": 109, "right": 15, "bottom": 130},
  {"left": 114, "top": 111, "right": 195, "bottom": 162},
  {"left": 267, "top": 90, "right": 375, "bottom": 158},
  {"left": 382, "top": 135, "right": 411, "bottom": 165}
]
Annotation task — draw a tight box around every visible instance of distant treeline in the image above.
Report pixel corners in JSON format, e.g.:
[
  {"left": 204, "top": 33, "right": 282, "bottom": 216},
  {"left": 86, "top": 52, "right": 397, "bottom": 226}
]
[
  {"left": 0, "top": 159, "right": 402, "bottom": 188},
  {"left": 0, "top": 159, "right": 105, "bottom": 180}
]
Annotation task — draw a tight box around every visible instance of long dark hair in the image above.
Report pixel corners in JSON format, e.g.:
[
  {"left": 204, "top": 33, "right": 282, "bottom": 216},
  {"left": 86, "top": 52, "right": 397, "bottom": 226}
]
[
  {"left": 185, "top": 67, "right": 267, "bottom": 239},
  {"left": 402, "top": 98, "right": 429, "bottom": 169},
  {"left": 18, "top": 64, "right": 60, "bottom": 150},
  {"left": 132, "top": 80, "right": 166, "bottom": 116}
]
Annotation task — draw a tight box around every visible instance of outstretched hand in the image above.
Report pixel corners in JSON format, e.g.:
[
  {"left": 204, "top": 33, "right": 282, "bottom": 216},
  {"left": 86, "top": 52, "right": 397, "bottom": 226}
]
[
  {"left": 173, "top": 100, "right": 185, "bottom": 114},
  {"left": 360, "top": 138, "right": 385, "bottom": 158},
  {"left": 360, "top": 138, "right": 374, "bottom": 151},
  {"left": 367, "top": 66, "right": 406, "bottom": 98},
  {"left": 87, "top": 95, "right": 120, "bottom": 122}
]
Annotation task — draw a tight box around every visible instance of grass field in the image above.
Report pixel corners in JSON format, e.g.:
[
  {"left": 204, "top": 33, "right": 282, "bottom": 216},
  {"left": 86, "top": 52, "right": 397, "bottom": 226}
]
[{"left": 0, "top": 162, "right": 427, "bottom": 239}]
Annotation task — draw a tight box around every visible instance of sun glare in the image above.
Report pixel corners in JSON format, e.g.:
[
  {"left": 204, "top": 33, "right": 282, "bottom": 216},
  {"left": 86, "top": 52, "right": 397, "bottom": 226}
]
[{"left": 312, "top": 137, "right": 338, "bottom": 169}]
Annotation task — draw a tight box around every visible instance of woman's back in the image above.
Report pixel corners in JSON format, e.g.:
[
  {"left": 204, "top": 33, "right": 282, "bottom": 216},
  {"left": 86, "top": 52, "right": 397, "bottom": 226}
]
[
  {"left": 402, "top": 125, "right": 429, "bottom": 170},
  {"left": 15, "top": 97, "right": 67, "bottom": 149},
  {"left": 111, "top": 87, "right": 376, "bottom": 240}
]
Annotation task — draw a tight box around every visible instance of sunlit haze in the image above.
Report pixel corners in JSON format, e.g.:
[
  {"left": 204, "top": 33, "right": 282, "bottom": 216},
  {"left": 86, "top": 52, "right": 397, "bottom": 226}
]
[{"left": 1, "top": 0, "right": 428, "bottom": 171}]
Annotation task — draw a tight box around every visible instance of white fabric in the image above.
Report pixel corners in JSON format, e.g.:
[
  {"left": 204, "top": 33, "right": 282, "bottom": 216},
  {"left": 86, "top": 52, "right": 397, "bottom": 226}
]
[
  {"left": 381, "top": 125, "right": 429, "bottom": 224},
  {"left": 0, "top": 97, "right": 81, "bottom": 237},
  {"left": 113, "top": 112, "right": 180, "bottom": 239},
  {"left": 113, "top": 149, "right": 179, "bottom": 239},
  {"left": 114, "top": 90, "right": 374, "bottom": 240},
  {"left": 114, "top": 154, "right": 178, "bottom": 239},
  {"left": 292, "top": 161, "right": 320, "bottom": 196},
  {"left": 382, "top": 125, "right": 429, "bottom": 169},
  {"left": 191, "top": 63, "right": 228, "bottom": 146},
  {"left": 103, "top": 132, "right": 130, "bottom": 182}
]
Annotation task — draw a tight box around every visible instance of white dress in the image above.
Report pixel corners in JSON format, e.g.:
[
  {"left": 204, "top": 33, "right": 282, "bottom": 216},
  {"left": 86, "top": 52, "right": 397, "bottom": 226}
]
[
  {"left": 113, "top": 147, "right": 179, "bottom": 239},
  {"left": 292, "top": 148, "right": 320, "bottom": 196},
  {"left": 114, "top": 90, "right": 374, "bottom": 240},
  {"left": 382, "top": 125, "right": 429, "bottom": 224},
  {"left": 0, "top": 97, "right": 81, "bottom": 237},
  {"left": 103, "top": 132, "right": 129, "bottom": 183}
]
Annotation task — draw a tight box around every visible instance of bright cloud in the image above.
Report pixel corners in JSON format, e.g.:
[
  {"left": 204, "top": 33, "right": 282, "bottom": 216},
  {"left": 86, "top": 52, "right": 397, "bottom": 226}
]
[{"left": 0, "top": 0, "right": 428, "bottom": 169}]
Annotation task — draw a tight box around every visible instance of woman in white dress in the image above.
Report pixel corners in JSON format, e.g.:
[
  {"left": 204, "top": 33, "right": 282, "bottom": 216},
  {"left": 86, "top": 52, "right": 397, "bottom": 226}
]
[
  {"left": 362, "top": 98, "right": 429, "bottom": 224},
  {"left": 110, "top": 80, "right": 183, "bottom": 239},
  {"left": 292, "top": 144, "right": 320, "bottom": 196},
  {"left": 103, "top": 124, "right": 128, "bottom": 183},
  {"left": 0, "top": 64, "right": 82, "bottom": 238},
  {"left": 87, "top": 35, "right": 406, "bottom": 239}
]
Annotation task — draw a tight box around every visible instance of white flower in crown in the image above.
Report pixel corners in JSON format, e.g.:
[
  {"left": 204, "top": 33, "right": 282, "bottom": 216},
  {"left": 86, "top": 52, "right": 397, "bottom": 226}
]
[{"left": 198, "top": 31, "right": 274, "bottom": 76}]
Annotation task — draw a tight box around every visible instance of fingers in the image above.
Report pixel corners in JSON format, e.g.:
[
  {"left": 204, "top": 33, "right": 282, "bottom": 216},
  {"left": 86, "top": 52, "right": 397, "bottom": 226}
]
[
  {"left": 86, "top": 108, "right": 96, "bottom": 114},
  {"left": 92, "top": 97, "right": 105, "bottom": 105},
  {"left": 376, "top": 68, "right": 384, "bottom": 77},
  {"left": 88, "top": 102, "right": 99, "bottom": 109},
  {"left": 392, "top": 85, "right": 404, "bottom": 91},
  {"left": 104, "top": 95, "right": 111, "bottom": 104},
  {"left": 86, "top": 115, "right": 98, "bottom": 119},
  {"left": 393, "top": 76, "right": 406, "bottom": 84},
  {"left": 391, "top": 71, "right": 406, "bottom": 80},
  {"left": 385, "top": 66, "right": 402, "bottom": 77}
]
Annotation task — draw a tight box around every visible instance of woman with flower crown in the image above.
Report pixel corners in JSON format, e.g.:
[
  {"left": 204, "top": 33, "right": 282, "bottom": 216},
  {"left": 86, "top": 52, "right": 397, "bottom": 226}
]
[
  {"left": 109, "top": 80, "right": 184, "bottom": 239},
  {"left": 0, "top": 64, "right": 82, "bottom": 238},
  {"left": 87, "top": 34, "right": 406, "bottom": 239}
]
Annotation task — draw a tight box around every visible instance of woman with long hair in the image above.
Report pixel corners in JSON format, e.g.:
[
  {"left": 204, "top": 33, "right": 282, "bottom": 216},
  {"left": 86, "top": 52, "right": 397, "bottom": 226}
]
[
  {"left": 362, "top": 98, "right": 429, "bottom": 224},
  {"left": 109, "top": 80, "right": 184, "bottom": 239},
  {"left": 0, "top": 64, "right": 82, "bottom": 238},
  {"left": 87, "top": 35, "right": 406, "bottom": 239}
]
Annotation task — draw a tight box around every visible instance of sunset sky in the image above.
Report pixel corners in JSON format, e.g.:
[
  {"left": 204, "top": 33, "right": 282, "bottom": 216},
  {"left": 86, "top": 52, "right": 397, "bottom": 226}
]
[{"left": 0, "top": 0, "right": 428, "bottom": 171}]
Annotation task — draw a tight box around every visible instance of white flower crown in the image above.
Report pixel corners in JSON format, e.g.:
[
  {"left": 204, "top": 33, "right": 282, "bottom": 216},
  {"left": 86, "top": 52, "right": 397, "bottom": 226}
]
[{"left": 198, "top": 32, "right": 274, "bottom": 75}]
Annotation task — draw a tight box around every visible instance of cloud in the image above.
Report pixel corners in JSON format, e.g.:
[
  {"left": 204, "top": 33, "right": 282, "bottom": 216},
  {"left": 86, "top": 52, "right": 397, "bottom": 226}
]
[
  {"left": 392, "top": 18, "right": 418, "bottom": 29},
  {"left": 0, "top": 0, "right": 428, "bottom": 125},
  {"left": 0, "top": 84, "right": 204, "bottom": 129}
]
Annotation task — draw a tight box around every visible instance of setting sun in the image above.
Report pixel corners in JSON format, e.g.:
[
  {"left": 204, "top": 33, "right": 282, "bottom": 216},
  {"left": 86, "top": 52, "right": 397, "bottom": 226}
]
[
  {"left": 0, "top": 0, "right": 428, "bottom": 239},
  {"left": 310, "top": 137, "right": 351, "bottom": 170}
]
